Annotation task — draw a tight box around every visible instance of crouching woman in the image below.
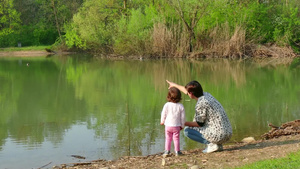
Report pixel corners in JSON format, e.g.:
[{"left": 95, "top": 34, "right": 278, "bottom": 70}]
[{"left": 167, "top": 80, "right": 232, "bottom": 153}]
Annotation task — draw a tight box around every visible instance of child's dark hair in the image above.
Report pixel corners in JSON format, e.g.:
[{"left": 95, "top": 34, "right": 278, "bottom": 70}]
[{"left": 167, "top": 87, "right": 182, "bottom": 103}]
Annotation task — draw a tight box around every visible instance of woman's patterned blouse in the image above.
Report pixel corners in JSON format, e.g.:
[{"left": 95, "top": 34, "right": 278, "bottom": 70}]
[{"left": 190, "top": 92, "right": 232, "bottom": 144}]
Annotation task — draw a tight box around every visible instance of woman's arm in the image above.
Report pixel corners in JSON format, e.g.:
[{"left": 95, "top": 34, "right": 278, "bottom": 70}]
[
  {"left": 193, "top": 100, "right": 207, "bottom": 127},
  {"left": 166, "top": 80, "right": 188, "bottom": 95}
]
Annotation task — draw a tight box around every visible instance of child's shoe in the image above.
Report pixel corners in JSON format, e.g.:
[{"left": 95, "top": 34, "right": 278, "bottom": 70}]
[
  {"left": 175, "top": 151, "right": 183, "bottom": 156},
  {"left": 162, "top": 150, "right": 170, "bottom": 157}
]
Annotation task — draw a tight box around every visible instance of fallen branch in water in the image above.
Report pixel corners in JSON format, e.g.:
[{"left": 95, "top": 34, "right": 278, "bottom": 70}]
[
  {"left": 38, "top": 161, "right": 52, "bottom": 169},
  {"left": 262, "top": 119, "right": 300, "bottom": 140},
  {"left": 71, "top": 155, "right": 86, "bottom": 159}
]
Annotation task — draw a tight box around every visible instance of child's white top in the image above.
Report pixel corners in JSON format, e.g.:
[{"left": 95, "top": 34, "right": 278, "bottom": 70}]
[{"left": 161, "top": 102, "right": 185, "bottom": 128}]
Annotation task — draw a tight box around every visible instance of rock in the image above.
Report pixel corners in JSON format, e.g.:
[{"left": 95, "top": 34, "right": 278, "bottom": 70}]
[
  {"left": 242, "top": 158, "right": 249, "bottom": 162},
  {"left": 161, "top": 158, "right": 166, "bottom": 166},
  {"left": 241, "top": 137, "right": 255, "bottom": 143},
  {"left": 190, "top": 165, "right": 199, "bottom": 169}
]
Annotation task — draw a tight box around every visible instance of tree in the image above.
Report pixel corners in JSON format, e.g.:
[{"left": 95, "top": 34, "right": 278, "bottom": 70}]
[
  {"left": 51, "top": 0, "right": 62, "bottom": 41},
  {"left": 166, "top": 0, "right": 210, "bottom": 52},
  {"left": 0, "top": 0, "right": 20, "bottom": 36},
  {"left": 67, "top": 0, "right": 122, "bottom": 49},
  {"left": 10, "top": 0, "right": 83, "bottom": 46}
]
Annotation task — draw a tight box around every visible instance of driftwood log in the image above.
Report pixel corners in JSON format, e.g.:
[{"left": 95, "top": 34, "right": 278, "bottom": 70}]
[{"left": 261, "top": 119, "right": 300, "bottom": 140}]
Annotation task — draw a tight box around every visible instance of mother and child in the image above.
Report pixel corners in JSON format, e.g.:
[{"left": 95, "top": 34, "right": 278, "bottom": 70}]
[{"left": 160, "top": 80, "right": 232, "bottom": 157}]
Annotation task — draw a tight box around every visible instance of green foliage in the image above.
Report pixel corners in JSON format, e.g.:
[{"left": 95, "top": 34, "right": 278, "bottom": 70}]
[
  {"left": 0, "top": 0, "right": 84, "bottom": 48},
  {"left": 68, "top": 0, "right": 121, "bottom": 50},
  {"left": 113, "top": 5, "right": 160, "bottom": 55},
  {"left": 168, "top": 0, "right": 211, "bottom": 25},
  {"left": 0, "top": 0, "right": 21, "bottom": 47},
  {"left": 242, "top": 2, "right": 271, "bottom": 43},
  {"left": 63, "top": 23, "right": 86, "bottom": 49},
  {"left": 75, "top": 0, "right": 299, "bottom": 56},
  {"left": 195, "top": 0, "right": 241, "bottom": 34},
  {"left": 0, "top": 0, "right": 21, "bottom": 35},
  {"left": 15, "top": 25, "right": 58, "bottom": 47},
  {"left": 272, "top": 6, "right": 300, "bottom": 47},
  {"left": 3, "top": 0, "right": 298, "bottom": 56},
  {"left": 244, "top": 1, "right": 300, "bottom": 46},
  {"left": 127, "top": 6, "right": 157, "bottom": 35}
]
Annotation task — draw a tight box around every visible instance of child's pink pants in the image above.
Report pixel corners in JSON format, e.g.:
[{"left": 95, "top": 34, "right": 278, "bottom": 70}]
[{"left": 165, "top": 126, "right": 181, "bottom": 151}]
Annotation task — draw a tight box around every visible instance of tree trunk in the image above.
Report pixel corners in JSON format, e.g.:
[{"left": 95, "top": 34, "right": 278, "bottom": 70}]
[
  {"left": 123, "top": 0, "right": 127, "bottom": 9},
  {"left": 51, "top": 0, "right": 62, "bottom": 41}
]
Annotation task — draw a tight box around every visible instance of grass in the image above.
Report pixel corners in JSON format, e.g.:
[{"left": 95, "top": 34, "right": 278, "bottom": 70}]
[
  {"left": 236, "top": 150, "right": 300, "bottom": 169},
  {"left": 0, "top": 46, "right": 51, "bottom": 51}
]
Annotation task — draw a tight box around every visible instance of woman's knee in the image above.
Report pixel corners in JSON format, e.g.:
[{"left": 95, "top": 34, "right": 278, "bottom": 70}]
[{"left": 183, "top": 127, "right": 190, "bottom": 137}]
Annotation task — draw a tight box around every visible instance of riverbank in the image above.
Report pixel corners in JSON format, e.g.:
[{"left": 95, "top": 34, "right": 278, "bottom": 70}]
[
  {"left": 0, "top": 50, "right": 50, "bottom": 57},
  {"left": 0, "top": 45, "right": 299, "bottom": 59},
  {"left": 1, "top": 49, "right": 299, "bottom": 69},
  {"left": 50, "top": 134, "right": 300, "bottom": 169},
  {"left": 0, "top": 50, "right": 75, "bottom": 57}
]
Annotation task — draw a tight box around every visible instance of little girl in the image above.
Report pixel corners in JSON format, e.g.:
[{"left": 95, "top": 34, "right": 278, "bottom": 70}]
[{"left": 160, "top": 87, "right": 186, "bottom": 157}]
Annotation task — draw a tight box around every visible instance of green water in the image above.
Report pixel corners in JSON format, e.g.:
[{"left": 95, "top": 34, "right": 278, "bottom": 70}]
[{"left": 0, "top": 55, "right": 299, "bottom": 168}]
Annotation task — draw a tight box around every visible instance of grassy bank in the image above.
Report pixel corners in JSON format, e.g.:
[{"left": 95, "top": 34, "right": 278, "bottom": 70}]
[
  {"left": 0, "top": 46, "right": 51, "bottom": 52},
  {"left": 237, "top": 150, "right": 300, "bottom": 169}
]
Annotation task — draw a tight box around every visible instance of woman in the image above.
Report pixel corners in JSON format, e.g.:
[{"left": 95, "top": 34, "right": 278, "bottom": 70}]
[{"left": 166, "top": 80, "right": 232, "bottom": 153}]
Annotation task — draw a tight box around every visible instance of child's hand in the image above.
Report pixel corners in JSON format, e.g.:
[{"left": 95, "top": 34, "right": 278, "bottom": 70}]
[{"left": 160, "top": 123, "right": 164, "bottom": 125}]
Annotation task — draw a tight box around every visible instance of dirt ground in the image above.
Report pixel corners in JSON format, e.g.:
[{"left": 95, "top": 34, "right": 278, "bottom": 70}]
[
  {"left": 54, "top": 134, "right": 300, "bottom": 169},
  {"left": 0, "top": 50, "right": 73, "bottom": 57},
  {"left": 0, "top": 50, "right": 49, "bottom": 57}
]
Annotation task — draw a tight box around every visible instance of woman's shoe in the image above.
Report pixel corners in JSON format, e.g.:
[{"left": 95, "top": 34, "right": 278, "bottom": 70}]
[
  {"left": 204, "top": 143, "right": 218, "bottom": 153},
  {"left": 218, "top": 144, "right": 223, "bottom": 151}
]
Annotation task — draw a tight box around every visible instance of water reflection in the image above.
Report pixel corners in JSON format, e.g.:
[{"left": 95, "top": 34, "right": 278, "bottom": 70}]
[{"left": 0, "top": 56, "right": 299, "bottom": 168}]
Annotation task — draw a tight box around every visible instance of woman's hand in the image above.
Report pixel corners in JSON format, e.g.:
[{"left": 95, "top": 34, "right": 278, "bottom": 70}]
[
  {"left": 166, "top": 80, "right": 175, "bottom": 89},
  {"left": 166, "top": 80, "right": 188, "bottom": 95},
  {"left": 185, "top": 121, "right": 200, "bottom": 127}
]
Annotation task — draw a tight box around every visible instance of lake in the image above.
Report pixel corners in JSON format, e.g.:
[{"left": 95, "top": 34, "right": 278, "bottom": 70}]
[{"left": 0, "top": 55, "right": 299, "bottom": 168}]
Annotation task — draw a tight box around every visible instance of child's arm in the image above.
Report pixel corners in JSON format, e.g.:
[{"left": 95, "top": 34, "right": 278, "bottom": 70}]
[
  {"left": 160, "top": 104, "right": 167, "bottom": 125},
  {"left": 181, "top": 106, "right": 186, "bottom": 129}
]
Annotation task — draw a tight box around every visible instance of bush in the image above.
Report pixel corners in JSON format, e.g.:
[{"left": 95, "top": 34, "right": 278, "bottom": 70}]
[
  {"left": 113, "top": 5, "right": 160, "bottom": 56},
  {"left": 0, "top": 25, "right": 59, "bottom": 48}
]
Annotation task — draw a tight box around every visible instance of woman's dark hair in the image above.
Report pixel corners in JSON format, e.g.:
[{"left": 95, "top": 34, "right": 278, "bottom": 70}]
[
  {"left": 167, "top": 87, "right": 182, "bottom": 103},
  {"left": 185, "top": 80, "right": 203, "bottom": 97}
]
